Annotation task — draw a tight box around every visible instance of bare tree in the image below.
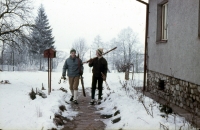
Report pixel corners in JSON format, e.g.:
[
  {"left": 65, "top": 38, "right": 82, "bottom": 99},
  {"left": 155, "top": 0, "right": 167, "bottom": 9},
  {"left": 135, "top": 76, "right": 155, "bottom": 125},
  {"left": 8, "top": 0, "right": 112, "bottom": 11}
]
[
  {"left": 115, "top": 27, "right": 138, "bottom": 72},
  {"left": 93, "top": 35, "right": 104, "bottom": 48},
  {"left": 72, "top": 38, "right": 88, "bottom": 60},
  {"left": 0, "top": 0, "right": 34, "bottom": 48},
  {"left": 109, "top": 38, "right": 118, "bottom": 70},
  {"left": 0, "top": 35, "right": 31, "bottom": 71}
]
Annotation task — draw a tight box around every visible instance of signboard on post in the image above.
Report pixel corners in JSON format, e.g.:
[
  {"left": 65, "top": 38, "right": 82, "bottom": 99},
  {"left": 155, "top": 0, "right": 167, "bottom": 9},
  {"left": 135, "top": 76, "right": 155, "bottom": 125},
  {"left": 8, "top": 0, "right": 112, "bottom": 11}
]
[
  {"left": 44, "top": 48, "right": 56, "bottom": 95},
  {"left": 44, "top": 48, "right": 56, "bottom": 58}
]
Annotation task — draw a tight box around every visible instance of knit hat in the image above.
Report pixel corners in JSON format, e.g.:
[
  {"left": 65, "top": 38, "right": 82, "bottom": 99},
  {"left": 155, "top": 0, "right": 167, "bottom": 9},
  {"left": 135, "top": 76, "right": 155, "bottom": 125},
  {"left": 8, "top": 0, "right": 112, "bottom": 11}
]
[
  {"left": 70, "top": 48, "right": 76, "bottom": 53},
  {"left": 97, "top": 48, "right": 103, "bottom": 56}
]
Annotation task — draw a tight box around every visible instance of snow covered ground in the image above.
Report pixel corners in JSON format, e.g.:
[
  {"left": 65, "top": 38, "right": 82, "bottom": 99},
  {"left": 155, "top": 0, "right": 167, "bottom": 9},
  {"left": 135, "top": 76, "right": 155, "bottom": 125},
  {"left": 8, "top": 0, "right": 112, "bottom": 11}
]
[
  {"left": 96, "top": 78, "right": 198, "bottom": 130},
  {"left": 0, "top": 71, "right": 78, "bottom": 130},
  {"left": 0, "top": 65, "right": 198, "bottom": 130}
]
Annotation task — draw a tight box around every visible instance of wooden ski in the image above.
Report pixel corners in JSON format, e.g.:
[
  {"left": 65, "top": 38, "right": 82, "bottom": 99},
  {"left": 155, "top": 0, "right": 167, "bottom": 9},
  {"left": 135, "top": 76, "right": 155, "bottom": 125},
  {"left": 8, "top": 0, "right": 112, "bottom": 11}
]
[
  {"left": 80, "top": 75, "right": 86, "bottom": 97},
  {"left": 77, "top": 54, "right": 86, "bottom": 97},
  {"left": 83, "top": 47, "right": 117, "bottom": 64}
]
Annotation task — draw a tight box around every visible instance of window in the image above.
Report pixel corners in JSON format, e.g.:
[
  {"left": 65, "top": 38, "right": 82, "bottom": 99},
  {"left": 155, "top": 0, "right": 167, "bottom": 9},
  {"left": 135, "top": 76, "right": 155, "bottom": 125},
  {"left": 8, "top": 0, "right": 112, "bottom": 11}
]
[
  {"left": 161, "top": 2, "right": 168, "bottom": 40},
  {"left": 156, "top": 0, "right": 168, "bottom": 43}
]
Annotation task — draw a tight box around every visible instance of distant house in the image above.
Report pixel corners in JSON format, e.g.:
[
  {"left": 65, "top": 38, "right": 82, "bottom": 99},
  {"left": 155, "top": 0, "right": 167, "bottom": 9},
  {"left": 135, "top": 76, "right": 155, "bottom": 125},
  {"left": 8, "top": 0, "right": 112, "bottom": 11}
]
[{"left": 147, "top": 0, "right": 200, "bottom": 115}]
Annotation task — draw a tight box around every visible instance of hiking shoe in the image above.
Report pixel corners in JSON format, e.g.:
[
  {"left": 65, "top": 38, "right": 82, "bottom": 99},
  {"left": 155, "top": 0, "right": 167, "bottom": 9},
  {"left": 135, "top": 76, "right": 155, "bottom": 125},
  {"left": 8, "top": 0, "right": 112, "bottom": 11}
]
[
  {"left": 73, "top": 100, "right": 78, "bottom": 104},
  {"left": 97, "top": 99, "right": 101, "bottom": 105},
  {"left": 70, "top": 96, "right": 74, "bottom": 101},
  {"left": 89, "top": 100, "right": 95, "bottom": 105}
]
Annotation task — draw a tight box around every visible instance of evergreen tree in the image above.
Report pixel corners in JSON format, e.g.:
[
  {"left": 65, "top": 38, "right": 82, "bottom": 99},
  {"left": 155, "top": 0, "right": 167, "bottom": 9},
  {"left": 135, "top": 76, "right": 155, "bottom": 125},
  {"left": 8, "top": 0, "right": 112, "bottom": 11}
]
[{"left": 30, "top": 5, "right": 55, "bottom": 70}]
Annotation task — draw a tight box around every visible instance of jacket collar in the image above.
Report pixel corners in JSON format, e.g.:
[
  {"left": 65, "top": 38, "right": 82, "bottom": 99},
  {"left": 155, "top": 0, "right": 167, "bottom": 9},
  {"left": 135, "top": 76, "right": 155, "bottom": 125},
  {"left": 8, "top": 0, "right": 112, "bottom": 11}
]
[
  {"left": 70, "top": 56, "right": 76, "bottom": 60},
  {"left": 98, "top": 56, "right": 102, "bottom": 59}
]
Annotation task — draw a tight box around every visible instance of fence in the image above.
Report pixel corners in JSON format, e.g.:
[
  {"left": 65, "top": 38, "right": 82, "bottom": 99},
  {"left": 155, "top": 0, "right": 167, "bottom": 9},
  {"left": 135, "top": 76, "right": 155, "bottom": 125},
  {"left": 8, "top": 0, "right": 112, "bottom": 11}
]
[{"left": 0, "top": 52, "right": 14, "bottom": 71}]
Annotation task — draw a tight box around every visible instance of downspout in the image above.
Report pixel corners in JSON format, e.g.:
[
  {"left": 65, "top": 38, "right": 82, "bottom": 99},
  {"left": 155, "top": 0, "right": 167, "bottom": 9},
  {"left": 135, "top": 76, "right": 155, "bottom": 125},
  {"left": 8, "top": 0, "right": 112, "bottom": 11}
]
[
  {"left": 199, "top": 1, "right": 200, "bottom": 37},
  {"left": 136, "top": 0, "right": 149, "bottom": 92}
]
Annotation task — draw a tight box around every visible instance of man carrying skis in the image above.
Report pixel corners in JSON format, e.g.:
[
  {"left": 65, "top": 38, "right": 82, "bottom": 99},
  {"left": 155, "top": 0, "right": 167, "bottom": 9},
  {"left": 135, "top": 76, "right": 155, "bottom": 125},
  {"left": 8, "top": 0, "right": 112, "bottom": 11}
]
[
  {"left": 62, "top": 49, "right": 83, "bottom": 104},
  {"left": 89, "top": 48, "right": 108, "bottom": 105}
]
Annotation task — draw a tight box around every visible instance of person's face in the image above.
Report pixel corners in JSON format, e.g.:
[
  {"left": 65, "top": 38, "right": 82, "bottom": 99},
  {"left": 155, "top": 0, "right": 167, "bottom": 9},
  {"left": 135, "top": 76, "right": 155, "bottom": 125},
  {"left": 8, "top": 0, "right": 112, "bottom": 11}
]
[
  {"left": 96, "top": 51, "right": 100, "bottom": 57},
  {"left": 71, "top": 52, "right": 76, "bottom": 58}
]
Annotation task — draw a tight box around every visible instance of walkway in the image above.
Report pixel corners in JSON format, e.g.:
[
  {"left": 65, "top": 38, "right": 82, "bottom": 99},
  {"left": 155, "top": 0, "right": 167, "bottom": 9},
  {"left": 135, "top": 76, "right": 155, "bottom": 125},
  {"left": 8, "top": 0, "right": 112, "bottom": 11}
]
[{"left": 62, "top": 88, "right": 105, "bottom": 130}]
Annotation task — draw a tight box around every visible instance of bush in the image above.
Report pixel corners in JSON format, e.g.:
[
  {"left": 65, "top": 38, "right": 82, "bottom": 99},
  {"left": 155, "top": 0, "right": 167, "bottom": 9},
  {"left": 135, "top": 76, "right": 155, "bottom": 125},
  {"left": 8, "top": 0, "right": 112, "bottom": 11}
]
[
  {"left": 29, "top": 88, "right": 36, "bottom": 100},
  {"left": 59, "top": 105, "right": 66, "bottom": 112}
]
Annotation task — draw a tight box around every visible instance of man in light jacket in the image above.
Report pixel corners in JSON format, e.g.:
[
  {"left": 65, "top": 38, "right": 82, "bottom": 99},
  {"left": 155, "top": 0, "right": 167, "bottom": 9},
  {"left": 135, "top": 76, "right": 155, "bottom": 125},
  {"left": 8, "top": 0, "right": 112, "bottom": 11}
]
[{"left": 62, "top": 49, "right": 83, "bottom": 104}]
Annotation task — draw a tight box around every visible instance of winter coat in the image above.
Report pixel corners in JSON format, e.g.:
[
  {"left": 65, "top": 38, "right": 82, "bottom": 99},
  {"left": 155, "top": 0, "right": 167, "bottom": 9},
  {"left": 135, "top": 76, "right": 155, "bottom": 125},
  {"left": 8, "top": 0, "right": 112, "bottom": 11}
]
[
  {"left": 89, "top": 57, "right": 108, "bottom": 78},
  {"left": 62, "top": 56, "right": 83, "bottom": 77}
]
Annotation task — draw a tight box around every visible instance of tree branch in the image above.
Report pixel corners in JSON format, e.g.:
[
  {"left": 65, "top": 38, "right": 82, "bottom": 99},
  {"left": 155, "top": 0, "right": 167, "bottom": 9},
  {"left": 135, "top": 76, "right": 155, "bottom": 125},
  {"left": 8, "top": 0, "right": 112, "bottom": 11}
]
[{"left": 0, "top": 24, "right": 34, "bottom": 36}]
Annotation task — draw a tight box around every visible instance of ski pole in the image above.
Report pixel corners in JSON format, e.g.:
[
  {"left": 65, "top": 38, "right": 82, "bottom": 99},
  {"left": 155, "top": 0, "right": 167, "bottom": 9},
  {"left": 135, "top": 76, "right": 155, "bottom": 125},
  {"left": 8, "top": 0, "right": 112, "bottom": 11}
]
[
  {"left": 58, "top": 78, "right": 62, "bottom": 84},
  {"left": 101, "top": 72, "right": 110, "bottom": 90},
  {"left": 104, "top": 80, "right": 110, "bottom": 90}
]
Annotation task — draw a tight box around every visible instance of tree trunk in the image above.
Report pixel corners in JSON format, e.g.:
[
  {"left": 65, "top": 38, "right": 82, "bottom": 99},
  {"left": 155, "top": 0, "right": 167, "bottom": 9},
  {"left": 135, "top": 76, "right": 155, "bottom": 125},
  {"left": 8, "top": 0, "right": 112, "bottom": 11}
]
[
  {"left": 1, "top": 50, "right": 3, "bottom": 70},
  {"left": 40, "top": 55, "right": 42, "bottom": 71},
  {"left": 1, "top": 42, "right": 5, "bottom": 70}
]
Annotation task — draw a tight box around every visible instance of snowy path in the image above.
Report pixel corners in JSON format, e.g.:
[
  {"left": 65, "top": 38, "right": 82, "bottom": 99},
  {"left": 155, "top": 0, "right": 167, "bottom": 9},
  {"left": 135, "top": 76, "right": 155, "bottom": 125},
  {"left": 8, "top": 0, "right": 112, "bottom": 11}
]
[{"left": 62, "top": 88, "right": 105, "bottom": 130}]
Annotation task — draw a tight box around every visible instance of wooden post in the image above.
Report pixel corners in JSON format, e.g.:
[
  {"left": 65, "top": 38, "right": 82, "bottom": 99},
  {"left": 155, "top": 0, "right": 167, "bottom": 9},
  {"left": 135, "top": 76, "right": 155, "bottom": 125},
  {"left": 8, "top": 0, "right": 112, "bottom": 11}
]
[
  {"left": 48, "top": 56, "right": 50, "bottom": 95},
  {"left": 132, "top": 64, "right": 134, "bottom": 80},
  {"left": 44, "top": 48, "right": 56, "bottom": 95},
  {"left": 50, "top": 57, "right": 52, "bottom": 93}
]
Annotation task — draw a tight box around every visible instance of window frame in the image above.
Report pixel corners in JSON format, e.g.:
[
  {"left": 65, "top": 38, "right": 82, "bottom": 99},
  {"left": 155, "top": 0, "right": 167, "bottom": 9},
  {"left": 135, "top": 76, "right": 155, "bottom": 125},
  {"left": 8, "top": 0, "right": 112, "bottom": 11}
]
[
  {"left": 156, "top": 0, "right": 168, "bottom": 43},
  {"left": 161, "top": 2, "right": 168, "bottom": 40}
]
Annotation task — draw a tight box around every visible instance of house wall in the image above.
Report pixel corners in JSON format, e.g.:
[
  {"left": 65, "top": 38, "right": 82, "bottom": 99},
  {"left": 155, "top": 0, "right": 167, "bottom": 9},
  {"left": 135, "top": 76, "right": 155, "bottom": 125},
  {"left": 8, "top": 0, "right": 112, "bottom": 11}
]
[
  {"left": 148, "top": 0, "right": 200, "bottom": 85},
  {"left": 148, "top": 70, "right": 200, "bottom": 116},
  {"left": 147, "top": 0, "right": 200, "bottom": 115}
]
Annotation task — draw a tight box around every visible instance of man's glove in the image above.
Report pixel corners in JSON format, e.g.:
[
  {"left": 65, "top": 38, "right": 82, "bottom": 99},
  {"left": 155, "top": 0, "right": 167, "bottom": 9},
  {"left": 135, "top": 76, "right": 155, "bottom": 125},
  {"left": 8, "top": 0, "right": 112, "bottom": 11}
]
[
  {"left": 101, "top": 72, "right": 106, "bottom": 81},
  {"left": 102, "top": 75, "right": 106, "bottom": 81},
  {"left": 61, "top": 76, "right": 66, "bottom": 80},
  {"left": 88, "top": 58, "right": 93, "bottom": 64}
]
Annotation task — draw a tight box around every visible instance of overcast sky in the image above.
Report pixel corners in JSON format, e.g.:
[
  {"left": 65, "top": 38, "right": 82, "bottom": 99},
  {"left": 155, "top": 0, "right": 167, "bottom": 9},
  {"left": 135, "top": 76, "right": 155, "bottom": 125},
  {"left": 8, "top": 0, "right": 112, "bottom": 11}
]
[{"left": 33, "top": 0, "right": 147, "bottom": 52}]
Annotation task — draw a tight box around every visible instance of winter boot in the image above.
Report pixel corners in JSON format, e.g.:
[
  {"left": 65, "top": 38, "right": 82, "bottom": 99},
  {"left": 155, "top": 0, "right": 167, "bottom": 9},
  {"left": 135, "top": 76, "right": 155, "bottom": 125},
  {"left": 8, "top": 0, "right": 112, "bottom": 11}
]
[
  {"left": 70, "top": 90, "right": 74, "bottom": 101},
  {"left": 97, "top": 99, "right": 101, "bottom": 105},
  {"left": 89, "top": 99, "right": 95, "bottom": 105},
  {"left": 70, "top": 96, "right": 74, "bottom": 101},
  {"left": 73, "top": 100, "right": 78, "bottom": 104}
]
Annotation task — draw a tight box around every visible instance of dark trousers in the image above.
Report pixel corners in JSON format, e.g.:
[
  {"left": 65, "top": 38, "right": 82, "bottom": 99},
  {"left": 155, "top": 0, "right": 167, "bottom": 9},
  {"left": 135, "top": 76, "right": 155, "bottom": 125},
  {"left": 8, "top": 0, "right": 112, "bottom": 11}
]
[{"left": 91, "top": 76, "right": 103, "bottom": 100}]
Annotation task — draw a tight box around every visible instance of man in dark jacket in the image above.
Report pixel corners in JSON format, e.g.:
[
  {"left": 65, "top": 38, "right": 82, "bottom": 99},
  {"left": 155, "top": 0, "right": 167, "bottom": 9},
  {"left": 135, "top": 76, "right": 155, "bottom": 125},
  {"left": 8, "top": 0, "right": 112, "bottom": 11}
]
[
  {"left": 89, "top": 48, "right": 107, "bottom": 105},
  {"left": 62, "top": 49, "right": 83, "bottom": 104}
]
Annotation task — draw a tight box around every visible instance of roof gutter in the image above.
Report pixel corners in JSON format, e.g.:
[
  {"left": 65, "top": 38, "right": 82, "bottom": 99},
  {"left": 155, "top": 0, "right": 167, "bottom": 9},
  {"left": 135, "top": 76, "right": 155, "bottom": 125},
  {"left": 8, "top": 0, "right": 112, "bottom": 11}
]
[{"left": 136, "top": 0, "right": 148, "bottom": 5}]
